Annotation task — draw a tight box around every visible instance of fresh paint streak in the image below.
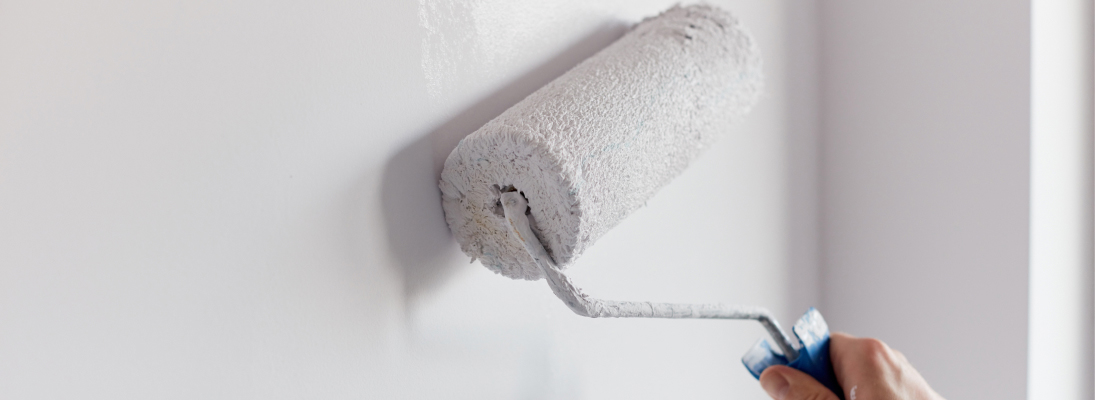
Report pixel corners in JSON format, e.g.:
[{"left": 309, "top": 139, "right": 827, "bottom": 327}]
[{"left": 417, "top": 0, "right": 680, "bottom": 102}]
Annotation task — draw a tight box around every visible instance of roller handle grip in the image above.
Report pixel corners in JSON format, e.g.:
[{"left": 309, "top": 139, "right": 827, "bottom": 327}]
[{"left": 741, "top": 308, "right": 844, "bottom": 399}]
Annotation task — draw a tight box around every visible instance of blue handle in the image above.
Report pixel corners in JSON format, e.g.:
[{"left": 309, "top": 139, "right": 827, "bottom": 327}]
[{"left": 741, "top": 308, "right": 843, "bottom": 399}]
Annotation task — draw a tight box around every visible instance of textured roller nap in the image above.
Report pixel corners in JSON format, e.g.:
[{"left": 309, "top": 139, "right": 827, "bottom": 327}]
[{"left": 439, "top": 4, "right": 763, "bottom": 280}]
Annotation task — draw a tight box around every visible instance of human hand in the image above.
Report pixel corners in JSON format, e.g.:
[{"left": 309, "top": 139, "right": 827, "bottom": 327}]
[{"left": 758, "top": 332, "right": 945, "bottom": 400}]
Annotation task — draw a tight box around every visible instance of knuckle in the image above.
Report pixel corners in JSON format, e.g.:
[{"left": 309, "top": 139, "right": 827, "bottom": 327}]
[
  {"left": 859, "top": 337, "right": 889, "bottom": 354},
  {"left": 893, "top": 349, "right": 909, "bottom": 362},
  {"left": 856, "top": 337, "right": 897, "bottom": 367}
]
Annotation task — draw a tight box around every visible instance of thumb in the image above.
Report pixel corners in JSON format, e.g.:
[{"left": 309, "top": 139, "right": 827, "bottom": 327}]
[{"left": 759, "top": 365, "right": 840, "bottom": 400}]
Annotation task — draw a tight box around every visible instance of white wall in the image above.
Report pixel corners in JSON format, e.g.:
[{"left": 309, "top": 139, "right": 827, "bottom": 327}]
[
  {"left": 10, "top": 1, "right": 1082, "bottom": 399},
  {"left": 1029, "top": 0, "right": 1094, "bottom": 398},
  {"left": 818, "top": 2, "right": 1033, "bottom": 399},
  {"left": 0, "top": 1, "right": 811, "bottom": 399}
]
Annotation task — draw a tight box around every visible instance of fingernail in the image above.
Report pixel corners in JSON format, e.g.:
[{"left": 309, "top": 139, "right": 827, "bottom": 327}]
[{"left": 760, "top": 370, "right": 790, "bottom": 400}]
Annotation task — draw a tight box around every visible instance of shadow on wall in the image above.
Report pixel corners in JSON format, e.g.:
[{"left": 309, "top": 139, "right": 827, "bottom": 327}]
[{"left": 380, "top": 21, "right": 629, "bottom": 310}]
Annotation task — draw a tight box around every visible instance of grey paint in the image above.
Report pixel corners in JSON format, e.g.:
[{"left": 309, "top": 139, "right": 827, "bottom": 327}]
[{"left": 818, "top": 2, "right": 1031, "bottom": 399}]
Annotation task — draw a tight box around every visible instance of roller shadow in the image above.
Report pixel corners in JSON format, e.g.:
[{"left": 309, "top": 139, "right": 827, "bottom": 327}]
[{"left": 379, "top": 21, "right": 629, "bottom": 308}]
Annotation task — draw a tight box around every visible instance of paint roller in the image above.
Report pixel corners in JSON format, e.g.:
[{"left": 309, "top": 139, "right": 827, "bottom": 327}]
[{"left": 438, "top": 4, "right": 841, "bottom": 396}]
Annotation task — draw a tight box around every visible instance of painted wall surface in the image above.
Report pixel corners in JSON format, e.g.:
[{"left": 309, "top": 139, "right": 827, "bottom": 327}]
[
  {"left": 1029, "top": 0, "right": 1094, "bottom": 398},
  {"left": 0, "top": 1, "right": 814, "bottom": 399},
  {"left": 818, "top": 2, "right": 1032, "bottom": 399}
]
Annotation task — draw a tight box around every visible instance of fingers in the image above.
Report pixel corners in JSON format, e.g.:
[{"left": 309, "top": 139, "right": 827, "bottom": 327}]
[
  {"left": 828, "top": 332, "right": 860, "bottom": 390},
  {"left": 759, "top": 365, "right": 841, "bottom": 400},
  {"left": 829, "top": 331, "right": 857, "bottom": 342},
  {"left": 759, "top": 332, "right": 942, "bottom": 399},
  {"left": 826, "top": 332, "right": 945, "bottom": 400},
  {"left": 829, "top": 332, "right": 896, "bottom": 384}
]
